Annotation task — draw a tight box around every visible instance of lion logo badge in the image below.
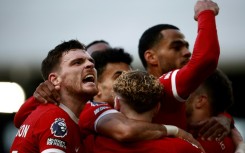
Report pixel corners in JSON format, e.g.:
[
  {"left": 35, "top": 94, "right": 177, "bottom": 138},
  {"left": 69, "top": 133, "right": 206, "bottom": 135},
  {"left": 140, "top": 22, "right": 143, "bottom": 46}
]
[{"left": 50, "top": 118, "right": 68, "bottom": 138}]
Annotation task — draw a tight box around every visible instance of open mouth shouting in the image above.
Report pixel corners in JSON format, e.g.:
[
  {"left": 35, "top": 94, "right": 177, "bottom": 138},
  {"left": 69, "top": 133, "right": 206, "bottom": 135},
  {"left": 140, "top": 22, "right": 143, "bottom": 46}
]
[
  {"left": 83, "top": 74, "right": 95, "bottom": 82},
  {"left": 82, "top": 74, "right": 96, "bottom": 86}
]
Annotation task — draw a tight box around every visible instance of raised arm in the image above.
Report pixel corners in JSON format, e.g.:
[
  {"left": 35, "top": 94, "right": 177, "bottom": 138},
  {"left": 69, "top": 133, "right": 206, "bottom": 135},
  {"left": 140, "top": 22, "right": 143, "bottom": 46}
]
[
  {"left": 176, "top": 1, "right": 220, "bottom": 99},
  {"left": 96, "top": 112, "right": 167, "bottom": 141}
]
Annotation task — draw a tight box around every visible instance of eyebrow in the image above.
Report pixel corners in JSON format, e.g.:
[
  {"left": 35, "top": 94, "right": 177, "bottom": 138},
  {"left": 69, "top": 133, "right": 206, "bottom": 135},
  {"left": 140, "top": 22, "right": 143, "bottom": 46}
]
[
  {"left": 170, "top": 40, "right": 189, "bottom": 48},
  {"left": 70, "top": 56, "right": 95, "bottom": 64},
  {"left": 113, "top": 70, "right": 124, "bottom": 78}
]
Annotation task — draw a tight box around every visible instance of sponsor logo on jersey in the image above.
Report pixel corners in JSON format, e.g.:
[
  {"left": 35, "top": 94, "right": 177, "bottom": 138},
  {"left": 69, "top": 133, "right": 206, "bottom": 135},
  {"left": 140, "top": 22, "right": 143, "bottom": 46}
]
[
  {"left": 16, "top": 124, "right": 30, "bottom": 138},
  {"left": 47, "top": 138, "right": 66, "bottom": 149},
  {"left": 90, "top": 101, "right": 107, "bottom": 106},
  {"left": 94, "top": 106, "right": 110, "bottom": 115},
  {"left": 50, "top": 118, "right": 67, "bottom": 138}
]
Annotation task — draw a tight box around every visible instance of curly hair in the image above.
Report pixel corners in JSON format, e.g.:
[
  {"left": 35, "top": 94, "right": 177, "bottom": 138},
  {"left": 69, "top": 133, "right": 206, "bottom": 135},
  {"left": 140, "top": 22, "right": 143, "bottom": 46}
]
[{"left": 113, "top": 70, "right": 164, "bottom": 113}]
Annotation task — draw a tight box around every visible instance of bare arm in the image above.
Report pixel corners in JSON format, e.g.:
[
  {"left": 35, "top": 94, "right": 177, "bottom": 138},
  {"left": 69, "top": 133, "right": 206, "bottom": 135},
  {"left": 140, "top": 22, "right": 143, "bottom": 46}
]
[
  {"left": 176, "top": 0, "right": 220, "bottom": 100},
  {"left": 96, "top": 112, "right": 166, "bottom": 141},
  {"left": 96, "top": 112, "right": 204, "bottom": 151}
]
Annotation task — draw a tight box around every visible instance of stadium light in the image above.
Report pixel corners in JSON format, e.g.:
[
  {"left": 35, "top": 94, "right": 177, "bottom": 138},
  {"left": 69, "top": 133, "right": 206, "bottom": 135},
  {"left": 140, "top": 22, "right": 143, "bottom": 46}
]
[{"left": 0, "top": 82, "right": 25, "bottom": 113}]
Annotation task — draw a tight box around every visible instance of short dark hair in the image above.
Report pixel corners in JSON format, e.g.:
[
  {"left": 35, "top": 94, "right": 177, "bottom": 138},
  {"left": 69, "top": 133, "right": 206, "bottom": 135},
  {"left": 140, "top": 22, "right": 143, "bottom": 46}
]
[
  {"left": 91, "top": 48, "right": 133, "bottom": 81},
  {"left": 113, "top": 70, "right": 164, "bottom": 114},
  {"left": 41, "top": 39, "right": 86, "bottom": 80},
  {"left": 138, "top": 24, "right": 179, "bottom": 68},
  {"left": 202, "top": 69, "right": 234, "bottom": 115},
  {"left": 86, "top": 40, "right": 110, "bottom": 50}
]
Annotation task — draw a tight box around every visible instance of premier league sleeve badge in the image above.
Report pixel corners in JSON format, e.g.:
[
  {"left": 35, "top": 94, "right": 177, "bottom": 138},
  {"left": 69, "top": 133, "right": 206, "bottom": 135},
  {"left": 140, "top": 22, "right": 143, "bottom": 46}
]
[{"left": 50, "top": 118, "right": 68, "bottom": 138}]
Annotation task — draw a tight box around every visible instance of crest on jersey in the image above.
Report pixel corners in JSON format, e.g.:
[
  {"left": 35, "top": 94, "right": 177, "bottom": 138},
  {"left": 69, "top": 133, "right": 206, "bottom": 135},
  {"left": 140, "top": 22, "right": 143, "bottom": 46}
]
[{"left": 50, "top": 118, "right": 68, "bottom": 138}]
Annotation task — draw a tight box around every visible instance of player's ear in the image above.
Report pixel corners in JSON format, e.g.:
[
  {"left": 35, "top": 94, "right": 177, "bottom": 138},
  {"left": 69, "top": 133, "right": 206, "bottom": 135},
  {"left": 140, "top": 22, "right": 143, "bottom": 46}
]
[
  {"left": 195, "top": 94, "right": 208, "bottom": 109},
  {"left": 114, "top": 96, "right": 121, "bottom": 111},
  {"left": 144, "top": 49, "right": 158, "bottom": 65},
  {"left": 49, "top": 72, "right": 61, "bottom": 86}
]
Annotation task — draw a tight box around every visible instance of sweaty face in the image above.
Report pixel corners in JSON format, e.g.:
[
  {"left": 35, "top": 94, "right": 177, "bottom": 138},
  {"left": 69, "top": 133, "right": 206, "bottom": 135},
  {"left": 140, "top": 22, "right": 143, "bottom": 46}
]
[
  {"left": 58, "top": 49, "right": 98, "bottom": 100},
  {"left": 155, "top": 29, "right": 191, "bottom": 74},
  {"left": 94, "top": 62, "right": 131, "bottom": 107}
]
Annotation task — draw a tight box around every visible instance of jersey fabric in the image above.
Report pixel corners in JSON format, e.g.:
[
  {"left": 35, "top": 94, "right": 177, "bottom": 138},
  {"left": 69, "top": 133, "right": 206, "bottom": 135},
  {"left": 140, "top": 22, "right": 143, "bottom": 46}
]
[
  {"left": 14, "top": 96, "right": 40, "bottom": 128},
  {"left": 188, "top": 124, "right": 236, "bottom": 153},
  {"left": 198, "top": 137, "right": 236, "bottom": 153},
  {"left": 78, "top": 101, "right": 118, "bottom": 137},
  {"left": 84, "top": 135, "right": 202, "bottom": 153},
  {"left": 153, "top": 10, "right": 220, "bottom": 129},
  {"left": 10, "top": 102, "right": 82, "bottom": 153}
]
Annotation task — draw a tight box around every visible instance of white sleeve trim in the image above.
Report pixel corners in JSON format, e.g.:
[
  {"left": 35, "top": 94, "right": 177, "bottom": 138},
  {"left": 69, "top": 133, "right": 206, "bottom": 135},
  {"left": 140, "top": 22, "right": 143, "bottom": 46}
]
[
  {"left": 41, "top": 148, "right": 65, "bottom": 153},
  {"left": 94, "top": 109, "right": 119, "bottom": 132},
  {"left": 171, "top": 69, "right": 186, "bottom": 102}
]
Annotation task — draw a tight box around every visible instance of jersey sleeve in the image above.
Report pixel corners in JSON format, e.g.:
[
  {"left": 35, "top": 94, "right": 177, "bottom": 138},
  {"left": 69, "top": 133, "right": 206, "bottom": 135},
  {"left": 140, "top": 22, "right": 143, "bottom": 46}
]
[
  {"left": 79, "top": 101, "right": 118, "bottom": 136},
  {"left": 160, "top": 10, "right": 220, "bottom": 101},
  {"left": 14, "top": 96, "right": 39, "bottom": 128}
]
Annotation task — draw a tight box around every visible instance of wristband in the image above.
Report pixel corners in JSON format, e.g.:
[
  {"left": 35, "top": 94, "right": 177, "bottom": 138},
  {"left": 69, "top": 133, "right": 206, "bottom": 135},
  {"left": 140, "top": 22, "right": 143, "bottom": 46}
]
[{"left": 164, "top": 125, "right": 179, "bottom": 136}]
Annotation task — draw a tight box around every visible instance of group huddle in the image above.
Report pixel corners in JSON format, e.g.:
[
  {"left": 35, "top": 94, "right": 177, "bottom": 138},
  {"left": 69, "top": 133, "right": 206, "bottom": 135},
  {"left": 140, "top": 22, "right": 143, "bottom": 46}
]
[{"left": 10, "top": 0, "right": 245, "bottom": 153}]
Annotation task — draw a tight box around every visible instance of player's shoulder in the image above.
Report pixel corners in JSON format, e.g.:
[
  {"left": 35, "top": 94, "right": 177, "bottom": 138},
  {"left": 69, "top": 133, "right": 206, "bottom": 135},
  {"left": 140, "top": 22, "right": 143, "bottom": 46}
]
[
  {"left": 36, "top": 104, "right": 74, "bottom": 123},
  {"left": 159, "top": 69, "right": 179, "bottom": 80},
  {"left": 39, "top": 104, "right": 66, "bottom": 114}
]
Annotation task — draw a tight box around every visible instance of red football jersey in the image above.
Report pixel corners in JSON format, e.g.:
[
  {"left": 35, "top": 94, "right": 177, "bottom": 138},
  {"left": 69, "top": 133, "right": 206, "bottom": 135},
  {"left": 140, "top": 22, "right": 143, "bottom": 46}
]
[
  {"left": 79, "top": 101, "right": 118, "bottom": 136},
  {"left": 198, "top": 137, "right": 236, "bottom": 153},
  {"left": 11, "top": 103, "right": 82, "bottom": 153},
  {"left": 153, "top": 11, "right": 220, "bottom": 129},
  {"left": 84, "top": 135, "right": 202, "bottom": 153}
]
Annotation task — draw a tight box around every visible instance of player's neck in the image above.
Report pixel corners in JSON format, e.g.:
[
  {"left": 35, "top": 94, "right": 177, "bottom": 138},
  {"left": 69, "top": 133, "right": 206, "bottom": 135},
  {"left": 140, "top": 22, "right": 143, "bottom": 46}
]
[
  {"left": 122, "top": 109, "right": 153, "bottom": 122},
  {"left": 59, "top": 93, "right": 87, "bottom": 117},
  {"left": 147, "top": 66, "right": 163, "bottom": 78}
]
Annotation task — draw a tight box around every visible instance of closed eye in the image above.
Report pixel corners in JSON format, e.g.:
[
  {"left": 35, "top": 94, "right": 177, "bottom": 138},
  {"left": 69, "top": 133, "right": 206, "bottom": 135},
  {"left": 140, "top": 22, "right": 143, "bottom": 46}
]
[{"left": 170, "top": 40, "right": 189, "bottom": 51}]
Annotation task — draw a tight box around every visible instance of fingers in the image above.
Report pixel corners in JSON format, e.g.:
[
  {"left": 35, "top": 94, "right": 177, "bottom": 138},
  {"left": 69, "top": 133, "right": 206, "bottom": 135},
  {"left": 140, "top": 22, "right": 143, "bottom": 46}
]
[
  {"left": 33, "top": 81, "right": 60, "bottom": 105},
  {"left": 43, "top": 80, "right": 61, "bottom": 101},
  {"left": 194, "top": 0, "right": 219, "bottom": 21},
  {"left": 33, "top": 92, "right": 48, "bottom": 104},
  {"left": 198, "top": 117, "right": 230, "bottom": 141}
]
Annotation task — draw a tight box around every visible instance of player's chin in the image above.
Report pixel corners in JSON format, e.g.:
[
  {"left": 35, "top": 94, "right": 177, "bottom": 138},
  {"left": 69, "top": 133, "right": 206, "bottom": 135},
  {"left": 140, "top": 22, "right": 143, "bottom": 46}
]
[{"left": 82, "top": 84, "right": 98, "bottom": 94}]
